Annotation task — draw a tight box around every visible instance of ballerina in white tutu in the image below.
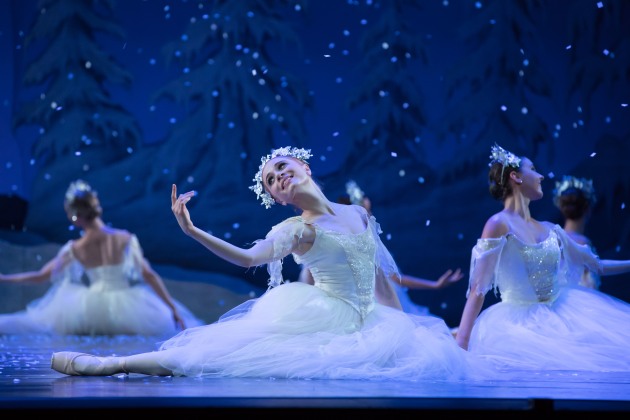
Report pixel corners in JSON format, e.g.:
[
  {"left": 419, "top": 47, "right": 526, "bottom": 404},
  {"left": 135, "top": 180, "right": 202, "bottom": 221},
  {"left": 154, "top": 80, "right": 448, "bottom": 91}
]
[
  {"left": 50, "top": 146, "right": 492, "bottom": 381},
  {"left": 455, "top": 144, "right": 630, "bottom": 373},
  {"left": 553, "top": 175, "right": 601, "bottom": 289},
  {"left": 0, "top": 180, "right": 202, "bottom": 337}
]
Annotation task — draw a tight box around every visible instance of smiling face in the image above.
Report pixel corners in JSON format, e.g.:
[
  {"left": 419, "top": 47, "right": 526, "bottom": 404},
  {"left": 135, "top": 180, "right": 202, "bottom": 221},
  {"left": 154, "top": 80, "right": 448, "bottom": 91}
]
[
  {"left": 512, "top": 157, "right": 545, "bottom": 201},
  {"left": 262, "top": 156, "right": 310, "bottom": 205}
]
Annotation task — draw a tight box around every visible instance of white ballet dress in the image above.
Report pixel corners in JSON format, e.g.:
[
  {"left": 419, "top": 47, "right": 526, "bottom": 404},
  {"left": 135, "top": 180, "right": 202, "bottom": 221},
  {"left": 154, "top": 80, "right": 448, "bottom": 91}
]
[
  {"left": 156, "top": 210, "right": 492, "bottom": 381},
  {"left": 466, "top": 223, "right": 630, "bottom": 372},
  {"left": 0, "top": 235, "right": 202, "bottom": 337}
]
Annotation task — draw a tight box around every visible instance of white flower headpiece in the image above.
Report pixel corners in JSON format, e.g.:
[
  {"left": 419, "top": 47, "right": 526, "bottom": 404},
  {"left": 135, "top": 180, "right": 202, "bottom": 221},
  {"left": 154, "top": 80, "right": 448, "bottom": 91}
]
[
  {"left": 489, "top": 143, "right": 521, "bottom": 169},
  {"left": 65, "top": 179, "right": 93, "bottom": 203},
  {"left": 489, "top": 143, "right": 521, "bottom": 185},
  {"left": 345, "top": 180, "right": 365, "bottom": 205},
  {"left": 250, "top": 146, "right": 313, "bottom": 209},
  {"left": 553, "top": 175, "right": 597, "bottom": 207}
]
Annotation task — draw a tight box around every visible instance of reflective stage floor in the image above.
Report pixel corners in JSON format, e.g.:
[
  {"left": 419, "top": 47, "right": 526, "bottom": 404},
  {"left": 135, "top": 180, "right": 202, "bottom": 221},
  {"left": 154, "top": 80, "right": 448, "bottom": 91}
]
[{"left": 1, "top": 334, "right": 629, "bottom": 418}]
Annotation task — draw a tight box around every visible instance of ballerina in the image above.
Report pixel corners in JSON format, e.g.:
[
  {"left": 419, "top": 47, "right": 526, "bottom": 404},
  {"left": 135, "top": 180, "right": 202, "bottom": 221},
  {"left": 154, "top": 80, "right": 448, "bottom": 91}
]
[
  {"left": 0, "top": 180, "right": 202, "bottom": 337},
  {"left": 455, "top": 144, "right": 630, "bottom": 373},
  {"left": 50, "top": 146, "right": 491, "bottom": 381},
  {"left": 553, "top": 175, "right": 601, "bottom": 289}
]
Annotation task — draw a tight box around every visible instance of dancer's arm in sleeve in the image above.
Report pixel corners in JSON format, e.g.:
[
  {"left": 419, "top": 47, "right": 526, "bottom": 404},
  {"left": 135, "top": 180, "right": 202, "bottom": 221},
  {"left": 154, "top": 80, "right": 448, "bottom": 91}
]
[
  {"left": 0, "top": 245, "right": 72, "bottom": 284},
  {"left": 171, "top": 184, "right": 313, "bottom": 269},
  {"left": 552, "top": 223, "right": 630, "bottom": 279},
  {"left": 456, "top": 217, "right": 506, "bottom": 350}
]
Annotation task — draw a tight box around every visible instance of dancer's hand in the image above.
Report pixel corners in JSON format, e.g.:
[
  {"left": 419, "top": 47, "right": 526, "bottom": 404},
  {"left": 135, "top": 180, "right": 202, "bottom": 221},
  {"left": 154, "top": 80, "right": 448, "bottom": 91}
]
[
  {"left": 171, "top": 184, "right": 196, "bottom": 235},
  {"left": 434, "top": 268, "right": 464, "bottom": 289},
  {"left": 172, "top": 309, "right": 186, "bottom": 331}
]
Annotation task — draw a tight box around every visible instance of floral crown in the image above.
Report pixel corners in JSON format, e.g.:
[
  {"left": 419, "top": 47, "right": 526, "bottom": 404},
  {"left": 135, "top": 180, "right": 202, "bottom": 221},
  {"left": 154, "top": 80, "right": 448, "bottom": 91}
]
[
  {"left": 553, "top": 175, "right": 597, "bottom": 207},
  {"left": 345, "top": 180, "right": 365, "bottom": 205},
  {"left": 249, "top": 146, "right": 313, "bottom": 209},
  {"left": 489, "top": 143, "right": 521, "bottom": 169},
  {"left": 489, "top": 143, "right": 521, "bottom": 185},
  {"left": 65, "top": 179, "right": 94, "bottom": 203}
]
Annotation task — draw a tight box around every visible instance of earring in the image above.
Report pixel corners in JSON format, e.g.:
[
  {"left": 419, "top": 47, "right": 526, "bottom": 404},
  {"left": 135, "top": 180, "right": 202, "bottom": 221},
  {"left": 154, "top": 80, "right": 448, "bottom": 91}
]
[{"left": 517, "top": 180, "right": 523, "bottom": 184}]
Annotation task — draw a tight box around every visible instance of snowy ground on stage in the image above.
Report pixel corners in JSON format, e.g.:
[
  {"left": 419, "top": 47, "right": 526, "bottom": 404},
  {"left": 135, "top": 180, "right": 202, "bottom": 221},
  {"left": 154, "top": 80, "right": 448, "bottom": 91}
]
[{"left": 1, "top": 334, "right": 629, "bottom": 417}]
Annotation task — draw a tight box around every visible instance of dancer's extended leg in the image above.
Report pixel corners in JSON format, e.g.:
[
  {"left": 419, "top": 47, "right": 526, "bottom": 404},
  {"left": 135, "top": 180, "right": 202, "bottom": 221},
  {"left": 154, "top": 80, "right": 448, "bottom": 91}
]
[{"left": 123, "top": 351, "right": 173, "bottom": 376}]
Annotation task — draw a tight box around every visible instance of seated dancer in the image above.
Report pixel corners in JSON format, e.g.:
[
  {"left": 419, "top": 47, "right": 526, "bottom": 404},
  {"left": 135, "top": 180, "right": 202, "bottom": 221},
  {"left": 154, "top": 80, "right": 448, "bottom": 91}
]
[
  {"left": 455, "top": 144, "right": 630, "bottom": 373},
  {"left": 0, "top": 180, "right": 202, "bottom": 337},
  {"left": 51, "top": 146, "right": 495, "bottom": 381},
  {"left": 553, "top": 175, "right": 601, "bottom": 289}
]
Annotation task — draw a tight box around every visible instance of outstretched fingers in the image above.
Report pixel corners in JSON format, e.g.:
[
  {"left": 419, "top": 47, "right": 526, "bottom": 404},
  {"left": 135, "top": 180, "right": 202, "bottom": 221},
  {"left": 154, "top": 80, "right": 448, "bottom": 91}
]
[
  {"left": 171, "top": 184, "right": 178, "bottom": 206},
  {"left": 450, "top": 268, "right": 464, "bottom": 282},
  {"left": 170, "top": 185, "right": 198, "bottom": 234},
  {"left": 171, "top": 185, "right": 196, "bottom": 211},
  {"left": 435, "top": 268, "right": 464, "bottom": 288}
]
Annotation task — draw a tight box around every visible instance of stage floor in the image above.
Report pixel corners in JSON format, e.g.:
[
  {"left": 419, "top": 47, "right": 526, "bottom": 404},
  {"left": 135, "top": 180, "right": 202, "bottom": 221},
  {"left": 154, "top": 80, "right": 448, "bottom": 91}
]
[{"left": 1, "top": 334, "right": 629, "bottom": 417}]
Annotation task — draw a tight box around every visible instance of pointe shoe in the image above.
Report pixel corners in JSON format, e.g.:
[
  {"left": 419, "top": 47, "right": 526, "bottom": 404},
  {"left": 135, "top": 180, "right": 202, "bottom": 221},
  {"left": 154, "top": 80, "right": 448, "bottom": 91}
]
[{"left": 51, "top": 351, "right": 127, "bottom": 376}]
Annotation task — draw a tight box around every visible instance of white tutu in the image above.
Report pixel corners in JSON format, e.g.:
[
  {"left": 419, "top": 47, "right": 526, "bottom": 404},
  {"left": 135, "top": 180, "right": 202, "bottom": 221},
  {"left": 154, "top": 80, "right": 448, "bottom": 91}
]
[
  {"left": 470, "top": 286, "right": 630, "bottom": 372},
  {"left": 153, "top": 211, "right": 496, "bottom": 381},
  {"left": 466, "top": 224, "right": 630, "bottom": 373},
  {"left": 158, "top": 282, "right": 483, "bottom": 380},
  {"left": 0, "top": 236, "right": 202, "bottom": 337}
]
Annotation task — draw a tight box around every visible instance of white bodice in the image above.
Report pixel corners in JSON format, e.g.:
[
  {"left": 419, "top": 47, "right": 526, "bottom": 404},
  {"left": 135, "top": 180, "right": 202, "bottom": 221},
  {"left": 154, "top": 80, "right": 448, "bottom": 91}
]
[
  {"left": 294, "top": 222, "right": 376, "bottom": 319},
  {"left": 494, "top": 232, "right": 561, "bottom": 304},
  {"left": 84, "top": 264, "right": 132, "bottom": 291},
  {"left": 468, "top": 224, "right": 602, "bottom": 305}
]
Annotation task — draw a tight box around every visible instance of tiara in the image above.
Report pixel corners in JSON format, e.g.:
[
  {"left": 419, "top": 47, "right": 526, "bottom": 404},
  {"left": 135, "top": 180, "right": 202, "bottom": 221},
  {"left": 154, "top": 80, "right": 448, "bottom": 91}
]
[
  {"left": 489, "top": 143, "right": 521, "bottom": 168},
  {"left": 65, "top": 179, "right": 93, "bottom": 203},
  {"left": 345, "top": 180, "right": 365, "bottom": 205},
  {"left": 249, "top": 146, "right": 313, "bottom": 209},
  {"left": 553, "top": 175, "right": 597, "bottom": 206}
]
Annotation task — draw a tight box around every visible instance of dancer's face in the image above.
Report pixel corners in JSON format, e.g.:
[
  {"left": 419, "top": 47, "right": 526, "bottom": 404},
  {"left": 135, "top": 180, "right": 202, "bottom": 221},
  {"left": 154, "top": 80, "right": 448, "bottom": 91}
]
[
  {"left": 262, "top": 157, "right": 311, "bottom": 205},
  {"left": 512, "top": 157, "right": 544, "bottom": 201}
]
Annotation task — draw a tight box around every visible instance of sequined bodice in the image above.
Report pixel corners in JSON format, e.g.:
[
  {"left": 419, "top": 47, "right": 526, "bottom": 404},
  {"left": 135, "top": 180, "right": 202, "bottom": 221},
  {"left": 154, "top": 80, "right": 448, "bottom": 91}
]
[
  {"left": 294, "top": 223, "right": 376, "bottom": 318},
  {"left": 497, "top": 232, "right": 561, "bottom": 304}
]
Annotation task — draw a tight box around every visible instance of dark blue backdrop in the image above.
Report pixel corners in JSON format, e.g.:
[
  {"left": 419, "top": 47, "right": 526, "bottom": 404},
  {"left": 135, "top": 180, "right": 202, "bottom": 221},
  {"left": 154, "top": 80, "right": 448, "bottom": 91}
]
[{"left": 1, "top": 0, "right": 629, "bottom": 326}]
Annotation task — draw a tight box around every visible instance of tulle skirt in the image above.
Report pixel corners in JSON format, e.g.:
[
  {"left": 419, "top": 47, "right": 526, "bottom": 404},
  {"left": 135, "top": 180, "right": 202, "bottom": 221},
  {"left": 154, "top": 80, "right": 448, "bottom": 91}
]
[
  {"left": 0, "top": 282, "right": 202, "bottom": 337},
  {"left": 156, "top": 282, "right": 492, "bottom": 381},
  {"left": 469, "top": 286, "right": 630, "bottom": 372}
]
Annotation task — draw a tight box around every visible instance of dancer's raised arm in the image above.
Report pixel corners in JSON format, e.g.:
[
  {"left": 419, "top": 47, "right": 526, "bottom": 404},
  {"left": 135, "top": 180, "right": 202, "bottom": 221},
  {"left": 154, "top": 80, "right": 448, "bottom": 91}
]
[{"left": 171, "top": 184, "right": 305, "bottom": 268}]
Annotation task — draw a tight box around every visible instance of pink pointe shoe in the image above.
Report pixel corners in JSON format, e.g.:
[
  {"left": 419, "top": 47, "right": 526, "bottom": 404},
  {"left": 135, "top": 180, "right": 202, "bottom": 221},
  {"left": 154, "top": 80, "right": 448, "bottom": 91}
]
[{"left": 51, "top": 351, "right": 127, "bottom": 376}]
